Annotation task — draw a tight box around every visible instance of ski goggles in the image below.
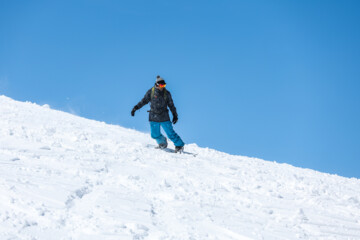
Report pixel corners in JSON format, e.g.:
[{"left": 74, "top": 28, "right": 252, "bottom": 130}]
[{"left": 158, "top": 83, "right": 166, "bottom": 88}]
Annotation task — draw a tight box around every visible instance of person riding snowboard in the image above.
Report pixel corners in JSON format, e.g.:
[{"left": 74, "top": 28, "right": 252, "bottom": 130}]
[{"left": 131, "top": 75, "right": 185, "bottom": 153}]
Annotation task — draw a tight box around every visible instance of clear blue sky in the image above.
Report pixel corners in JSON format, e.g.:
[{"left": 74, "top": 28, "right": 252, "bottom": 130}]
[{"left": 1, "top": 0, "right": 359, "bottom": 178}]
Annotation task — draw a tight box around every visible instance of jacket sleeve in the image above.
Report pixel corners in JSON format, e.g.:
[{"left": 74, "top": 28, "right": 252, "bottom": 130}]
[
  {"left": 166, "top": 90, "right": 178, "bottom": 117},
  {"left": 135, "top": 89, "right": 151, "bottom": 109}
]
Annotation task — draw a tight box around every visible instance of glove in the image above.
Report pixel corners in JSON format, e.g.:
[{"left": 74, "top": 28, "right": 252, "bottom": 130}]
[
  {"left": 131, "top": 106, "right": 139, "bottom": 116},
  {"left": 172, "top": 114, "right": 178, "bottom": 124}
]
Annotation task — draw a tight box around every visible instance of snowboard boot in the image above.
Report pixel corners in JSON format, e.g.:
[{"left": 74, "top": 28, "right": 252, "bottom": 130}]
[
  {"left": 157, "top": 139, "right": 168, "bottom": 149},
  {"left": 158, "top": 143, "right": 167, "bottom": 149},
  {"left": 175, "top": 146, "right": 184, "bottom": 153}
]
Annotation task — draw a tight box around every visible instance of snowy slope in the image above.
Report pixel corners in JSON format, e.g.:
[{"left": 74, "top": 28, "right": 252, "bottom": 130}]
[{"left": 0, "top": 95, "right": 360, "bottom": 240}]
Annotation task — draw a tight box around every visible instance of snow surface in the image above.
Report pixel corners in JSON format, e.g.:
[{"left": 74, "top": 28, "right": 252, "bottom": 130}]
[{"left": 0, "top": 95, "right": 360, "bottom": 240}]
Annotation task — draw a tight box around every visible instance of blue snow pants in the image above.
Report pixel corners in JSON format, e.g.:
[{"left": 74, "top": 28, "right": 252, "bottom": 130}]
[{"left": 150, "top": 121, "right": 185, "bottom": 147}]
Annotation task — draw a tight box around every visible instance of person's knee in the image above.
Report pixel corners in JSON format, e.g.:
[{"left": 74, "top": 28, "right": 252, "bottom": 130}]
[{"left": 150, "top": 123, "right": 160, "bottom": 139}]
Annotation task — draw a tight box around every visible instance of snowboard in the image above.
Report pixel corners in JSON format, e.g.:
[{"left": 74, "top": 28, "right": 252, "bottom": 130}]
[{"left": 152, "top": 145, "right": 198, "bottom": 157}]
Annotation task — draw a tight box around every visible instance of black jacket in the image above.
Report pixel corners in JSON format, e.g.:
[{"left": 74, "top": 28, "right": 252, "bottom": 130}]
[{"left": 135, "top": 87, "right": 178, "bottom": 122}]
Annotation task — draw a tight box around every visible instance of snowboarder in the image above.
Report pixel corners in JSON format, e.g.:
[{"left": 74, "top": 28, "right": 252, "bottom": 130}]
[{"left": 131, "top": 76, "right": 185, "bottom": 153}]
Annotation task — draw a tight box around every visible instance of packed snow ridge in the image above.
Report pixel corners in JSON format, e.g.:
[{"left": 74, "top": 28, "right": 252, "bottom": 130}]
[{"left": 0, "top": 95, "right": 360, "bottom": 240}]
